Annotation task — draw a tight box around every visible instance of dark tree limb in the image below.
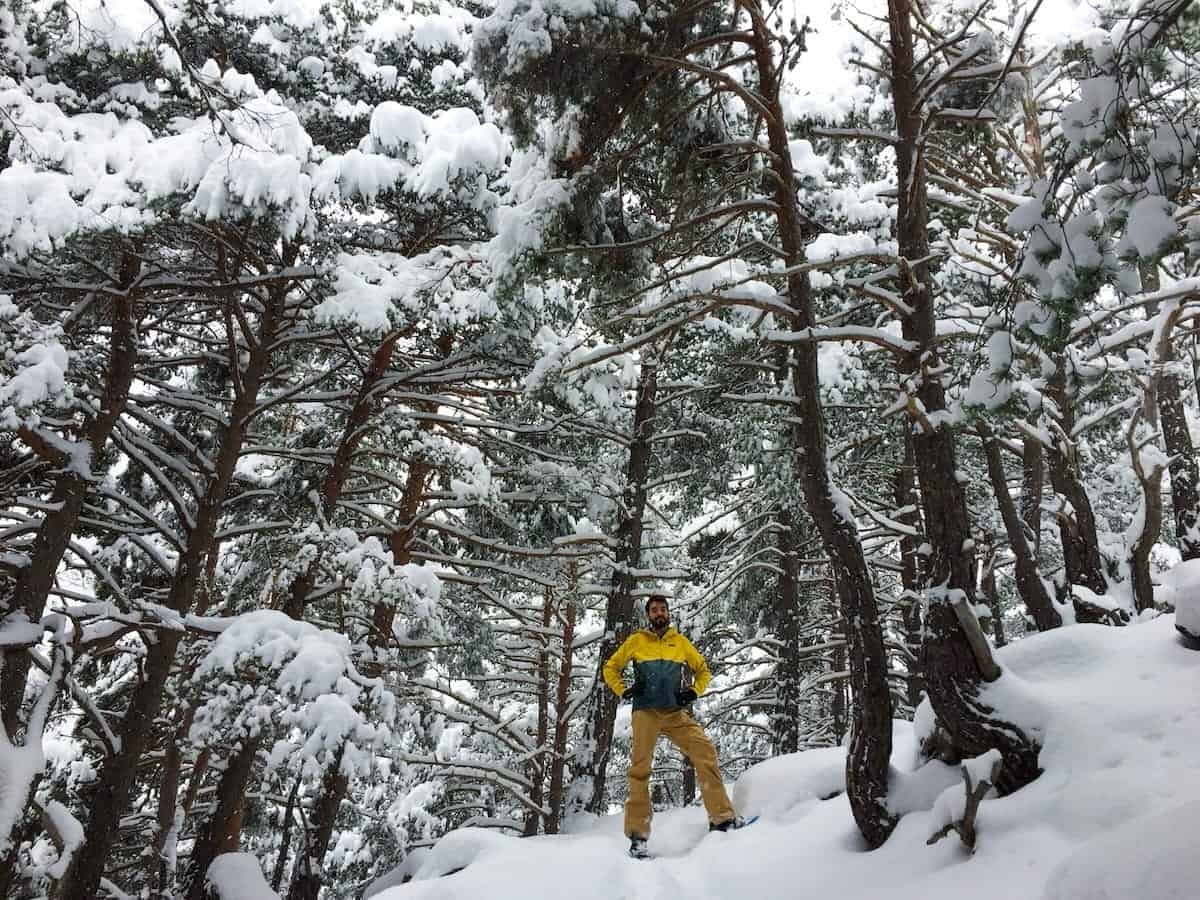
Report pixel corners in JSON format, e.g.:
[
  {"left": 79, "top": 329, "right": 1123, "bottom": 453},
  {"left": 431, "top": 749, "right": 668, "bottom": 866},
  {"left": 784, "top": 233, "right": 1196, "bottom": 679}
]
[{"left": 927, "top": 751, "right": 1003, "bottom": 852}]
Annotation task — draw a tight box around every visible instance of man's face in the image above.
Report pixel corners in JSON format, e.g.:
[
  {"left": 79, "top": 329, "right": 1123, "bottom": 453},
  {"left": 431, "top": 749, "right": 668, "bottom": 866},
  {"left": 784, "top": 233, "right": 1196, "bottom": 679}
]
[{"left": 647, "top": 600, "right": 670, "bottom": 630}]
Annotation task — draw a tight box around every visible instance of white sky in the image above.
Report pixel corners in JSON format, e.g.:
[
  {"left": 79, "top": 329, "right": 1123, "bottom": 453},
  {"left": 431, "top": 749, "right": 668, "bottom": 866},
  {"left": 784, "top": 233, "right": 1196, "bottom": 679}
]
[{"left": 784, "top": 0, "right": 1110, "bottom": 123}]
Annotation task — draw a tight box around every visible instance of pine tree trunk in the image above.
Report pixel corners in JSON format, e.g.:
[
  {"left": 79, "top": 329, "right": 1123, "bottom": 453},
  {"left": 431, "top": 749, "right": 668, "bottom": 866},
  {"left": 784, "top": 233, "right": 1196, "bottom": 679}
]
[
  {"left": 1160, "top": 363, "right": 1200, "bottom": 560},
  {"left": 183, "top": 749, "right": 211, "bottom": 819},
  {"left": 895, "top": 429, "right": 924, "bottom": 708},
  {"left": 288, "top": 745, "right": 348, "bottom": 900},
  {"left": 739, "top": 9, "right": 898, "bottom": 843},
  {"left": 1141, "top": 262, "right": 1198, "bottom": 565},
  {"left": 287, "top": 457, "right": 433, "bottom": 898},
  {"left": 186, "top": 737, "right": 260, "bottom": 900},
  {"left": 272, "top": 775, "right": 302, "bottom": 892},
  {"left": 1128, "top": 263, "right": 1175, "bottom": 613},
  {"left": 283, "top": 332, "right": 405, "bottom": 619},
  {"left": 2, "top": 276, "right": 139, "bottom": 734},
  {"left": 1045, "top": 356, "right": 1108, "bottom": 599},
  {"left": 979, "top": 425, "right": 1061, "bottom": 630},
  {"left": 544, "top": 597, "right": 576, "bottom": 834},
  {"left": 773, "top": 510, "right": 803, "bottom": 755},
  {"left": 887, "top": 0, "right": 1041, "bottom": 796},
  {"left": 788, "top": 187, "right": 895, "bottom": 845},
  {"left": 57, "top": 280, "right": 287, "bottom": 900},
  {"left": 829, "top": 609, "right": 847, "bottom": 747},
  {"left": 585, "top": 360, "right": 657, "bottom": 813},
  {"left": 1021, "top": 423, "right": 1044, "bottom": 561},
  {"left": 979, "top": 546, "right": 1007, "bottom": 647},
  {"left": 525, "top": 590, "right": 552, "bottom": 836},
  {"left": 151, "top": 707, "right": 196, "bottom": 899}
]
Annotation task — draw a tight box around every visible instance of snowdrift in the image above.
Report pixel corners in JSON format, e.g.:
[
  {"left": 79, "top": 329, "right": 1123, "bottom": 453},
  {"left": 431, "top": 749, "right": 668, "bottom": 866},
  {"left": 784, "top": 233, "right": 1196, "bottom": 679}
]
[{"left": 371, "top": 612, "right": 1199, "bottom": 900}]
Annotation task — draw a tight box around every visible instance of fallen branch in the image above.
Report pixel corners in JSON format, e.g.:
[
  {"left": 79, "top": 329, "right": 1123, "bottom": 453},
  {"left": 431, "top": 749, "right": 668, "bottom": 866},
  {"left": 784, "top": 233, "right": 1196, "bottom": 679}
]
[{"left": 927, "top": 750, "right": 1003, "bottom": 852}]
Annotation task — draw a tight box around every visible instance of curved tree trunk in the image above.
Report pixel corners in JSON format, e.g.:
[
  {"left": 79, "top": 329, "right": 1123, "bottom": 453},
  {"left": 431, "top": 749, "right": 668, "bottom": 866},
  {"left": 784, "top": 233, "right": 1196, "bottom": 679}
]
[
  {"left": 1160, "top": 363, "right": 1200, "bottom": 560},
  {"left": 1127, "top": 264, "right": 1178, "bottom": 613},
  {"left": 740, "top": 5, "right": 896, "bottom": 846},
  {"left": 1139, "top": 263, "right": 1196, "bottom": 599},
  {"left": 887, "top": 0, "right": 1041, "bottom": 796}
]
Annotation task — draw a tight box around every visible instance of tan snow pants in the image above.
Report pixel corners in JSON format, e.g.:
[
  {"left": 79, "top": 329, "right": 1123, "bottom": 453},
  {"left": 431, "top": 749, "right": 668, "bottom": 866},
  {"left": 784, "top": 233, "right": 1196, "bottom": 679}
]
[{"left": 624, "top": 708, "right": 735, "bottom": 838}]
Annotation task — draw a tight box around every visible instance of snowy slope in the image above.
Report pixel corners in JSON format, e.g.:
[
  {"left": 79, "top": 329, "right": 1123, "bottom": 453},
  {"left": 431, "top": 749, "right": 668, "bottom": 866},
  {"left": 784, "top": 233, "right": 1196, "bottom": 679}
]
[{"left": 372, "top": 614, "right": 1199, "bottom": 900}]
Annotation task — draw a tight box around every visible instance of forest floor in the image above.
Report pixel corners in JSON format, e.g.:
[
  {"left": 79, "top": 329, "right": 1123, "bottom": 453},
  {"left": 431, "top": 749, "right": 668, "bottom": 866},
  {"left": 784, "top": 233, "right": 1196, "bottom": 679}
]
[{"left": 370, "top": 591, "right": 1200, "bottom": 900}]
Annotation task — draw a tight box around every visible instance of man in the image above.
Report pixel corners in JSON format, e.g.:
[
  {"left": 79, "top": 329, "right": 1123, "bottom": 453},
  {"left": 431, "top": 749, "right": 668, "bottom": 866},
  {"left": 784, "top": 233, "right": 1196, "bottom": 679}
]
[{"left": 602, "top": 594, "right": 746, "bottom": 859}]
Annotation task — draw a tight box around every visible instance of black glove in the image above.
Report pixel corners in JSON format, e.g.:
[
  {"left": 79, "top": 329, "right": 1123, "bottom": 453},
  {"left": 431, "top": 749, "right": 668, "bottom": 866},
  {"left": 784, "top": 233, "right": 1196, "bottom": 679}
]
[
  {"left": 677, "top": 688, "right": 697, "bottom": 706},
  {"left": 622, "top": 684, "right": 644, "bottom": 702}
]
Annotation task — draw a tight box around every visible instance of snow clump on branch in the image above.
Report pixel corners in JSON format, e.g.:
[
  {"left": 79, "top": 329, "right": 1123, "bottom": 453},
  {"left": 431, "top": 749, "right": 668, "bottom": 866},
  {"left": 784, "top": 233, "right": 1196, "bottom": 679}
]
[{"left": 189, "top": 610, "right": 397, "bottom": 780}]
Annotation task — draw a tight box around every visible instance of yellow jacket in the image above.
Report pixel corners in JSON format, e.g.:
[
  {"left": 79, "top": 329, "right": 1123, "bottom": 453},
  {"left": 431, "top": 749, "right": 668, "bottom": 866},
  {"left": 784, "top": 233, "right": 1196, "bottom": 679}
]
[{"left": 602, "top": 627, "right": 711, "bottom": 710}]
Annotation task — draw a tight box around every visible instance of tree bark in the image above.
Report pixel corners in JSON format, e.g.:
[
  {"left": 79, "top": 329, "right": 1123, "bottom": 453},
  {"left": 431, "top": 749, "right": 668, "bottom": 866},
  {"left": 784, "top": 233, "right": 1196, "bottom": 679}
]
[
  {"left": 895, "top": 428, "right": 924, "bottom": 708},
  {"left": 978, "top": 425, "right": 1061, "bottom": 630},
  {"left": 1128, "top": 427, "right": 1165, "bottom": 615},
  {"left": 272, "top": 775, "right": 302, "bottom": 892},
  {"left": 979, "top": 545, "right": 1007, "bottom": 647},
  {"left": 186, "top": 737, "right": 260, "bottom": 900},
  {"left": 524, "top": 589, "right": 552, "bottom": 836},
  {"left": 2, "top": 266, "right": 139, "bottom": 734},
  {"left": 151, "top": 705, "right": 196, "bottom": 899},
  {"left": 829, "top": 613, "right": 847, "bottom": 747},
  {"left": 888, "top": 0, "right": 1041, "bottom": 796},
  {"left": 1142, "top": 262, "right": 1199, "bottom": 562},
  {"left": 584, "top": 359, "right": 657, "bottom": 813},
  {"left": 1045, "top": 356, "right": 1108, "bottom": 598},
  {"left": 773, "top": 510, "right": 803, "bottom": 755},
  {"left": 58, "top": 278, "right": 288, "bottom": 900},
  {"left": 544, "top": 596, "right": 576, "bottom": 835},
  {"left": 287, "top": 455, "right": 434, "bottom": 900},
  {"left": 1021, "top": 423, "right": 1044, "bottom": 562},
  {"left": 742, "top": 4, "right": 896, "bottom": 845},
  {"left": 283, "top": 331, "right": 405, "bottom": 619},
  {"left": 287, "top": 745, "right": 348, "bottom": 900},
  {"left": 1160, "top": 360, "right": 1200, "bottom": 560},
  {"left": 1128, "top": 264, "right": 1175, "bottom": 613}
]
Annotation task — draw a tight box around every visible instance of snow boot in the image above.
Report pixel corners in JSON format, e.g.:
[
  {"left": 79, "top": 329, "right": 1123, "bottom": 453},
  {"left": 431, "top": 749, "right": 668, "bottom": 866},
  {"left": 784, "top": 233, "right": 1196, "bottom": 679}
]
[
  {"left": 628, "top": 835, "right": 650, "bottom": 859},
  {"left": 709, "top": 815, "right": 756, "bottom": 832}
]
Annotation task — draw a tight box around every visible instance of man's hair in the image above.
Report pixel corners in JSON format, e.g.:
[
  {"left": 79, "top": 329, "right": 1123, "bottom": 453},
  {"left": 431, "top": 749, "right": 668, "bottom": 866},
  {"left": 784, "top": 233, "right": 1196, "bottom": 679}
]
[{"left": 645, "top": 594, "right": 669, "bottom": 613}]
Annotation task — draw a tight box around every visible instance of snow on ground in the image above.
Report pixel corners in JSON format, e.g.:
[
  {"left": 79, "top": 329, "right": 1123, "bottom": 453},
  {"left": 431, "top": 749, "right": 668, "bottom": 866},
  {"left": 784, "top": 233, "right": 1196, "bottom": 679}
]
[{"left": 372, "top": 612, "right": 1199, "bottom": 900}]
